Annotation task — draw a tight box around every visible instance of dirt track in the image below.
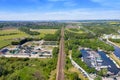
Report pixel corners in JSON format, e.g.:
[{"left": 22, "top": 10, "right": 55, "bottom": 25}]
[{"left": 56, "top": 27, "right": 65, "bottom": 80}]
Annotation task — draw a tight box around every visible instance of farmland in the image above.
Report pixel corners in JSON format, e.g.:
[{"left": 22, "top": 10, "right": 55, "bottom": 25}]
[
  {"left": 0, "top": 29, "right": 29, "bottom": 40},
  {"left": 0, "top": 28, "right": 58, "bottom": 49}
]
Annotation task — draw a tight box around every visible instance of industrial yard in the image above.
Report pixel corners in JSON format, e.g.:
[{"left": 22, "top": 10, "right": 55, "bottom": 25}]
[{"left": 0, "top": 40, "right": 58, "bottom": 58}]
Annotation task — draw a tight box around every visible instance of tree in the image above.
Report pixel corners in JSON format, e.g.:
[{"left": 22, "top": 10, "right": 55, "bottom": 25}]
[
  {"left": 94, "top": 76, "right": 102, "bottom": 80},
  {"left": 98, "top": 68, "right": 108, "bottom": 76},
  {"left": 19, "top": 27, "right": 40, "bottom": 35},
  {"left": 7, "top": 73, "right": 21, "bottom": 80},
  {"left": 71, "top": 73, "right": 81, "bottom": 80},
  {"left": 33, "top": 71, "right": 44, "bottom": 80}
]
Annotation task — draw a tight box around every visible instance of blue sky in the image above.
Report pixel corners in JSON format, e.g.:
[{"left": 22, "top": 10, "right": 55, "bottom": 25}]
[{"left": 0, "top": 0, "right": 120, "bottom": 20}]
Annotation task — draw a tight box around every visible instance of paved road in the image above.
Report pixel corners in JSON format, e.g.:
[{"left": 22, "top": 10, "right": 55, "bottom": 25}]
[{"left": 56, "top": 27, "right": 65, "bottom": 80}]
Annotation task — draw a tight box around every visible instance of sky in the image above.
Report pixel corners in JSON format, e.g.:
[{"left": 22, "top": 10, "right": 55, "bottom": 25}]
[{"left": 0, "top": 0, "right": 120, "bottom": 20}]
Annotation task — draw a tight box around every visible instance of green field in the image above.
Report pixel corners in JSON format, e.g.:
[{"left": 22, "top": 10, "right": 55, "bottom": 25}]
[
  {"left": 31, "top": 29, "right": 58, "bottom": 38},
  {"left": 0, "top": 29, "right": 29, "bottom": 40},
  {"left": 66, "top": 28, "right": 84, "bottom": 34},
  {"left": 31, "top": 29, "right": 57, "bottom": 34},
  {"left": 0, "top": 29, "right": 58, "bottom": 49},
  {"left": 0, "top": 29, "right": 28, "bottom": 49}
]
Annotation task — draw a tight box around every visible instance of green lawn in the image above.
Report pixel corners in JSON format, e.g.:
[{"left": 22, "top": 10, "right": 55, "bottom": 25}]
[
  {"left": 0, "top": 29, "right": 58, "bottom": 49},
  {"left": 109, "top": 53, "right": 120, "bottom": 67}
]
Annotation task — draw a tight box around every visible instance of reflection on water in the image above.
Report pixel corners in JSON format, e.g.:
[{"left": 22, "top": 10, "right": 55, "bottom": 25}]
[
  {"left": 81, "top": 49, "right": 120, "bottom": 75},
  {"left": 114, "top": 46, "right": 120, "bottom": 59}
]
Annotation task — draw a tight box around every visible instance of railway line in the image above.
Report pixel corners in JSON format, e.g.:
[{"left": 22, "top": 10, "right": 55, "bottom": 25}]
[{"left": 56, "top": 27, "right": 65, "bottom": 80}]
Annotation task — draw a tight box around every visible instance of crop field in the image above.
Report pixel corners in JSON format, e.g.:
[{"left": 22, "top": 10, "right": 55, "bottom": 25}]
[
  {"left": 0, "top": 28, "right": 58, "bottom": 49},
  {"left": 0, "top": 40, "right": 11, "bottom": 49},
  {"left": 0, "top": 29, "right": 29, "bottom": 40},
  {"left": 0, "top": 29, "right": 28, "bottom": 49}
]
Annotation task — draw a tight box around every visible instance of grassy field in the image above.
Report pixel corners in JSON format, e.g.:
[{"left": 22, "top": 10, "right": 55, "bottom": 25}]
[
  {"left": 64, "top": 50, "right": 88, "bottom": 80},
  {"left": 49, "top": 69, "right": 56, "bottom": 80},
  {"left": 66, "top": 28, "right": 84, "bottom": 34},
  {"left": 0, "top": 29, "right": 29, "bottom": 40},
  {"left": 30, "top": 29, "right": 58, "bottom": 38},
  {"left": 69, "top": 67, "right": 88, "bottom": 80},
  {"left": 31, "top": 29, "right": 57, "bottom": 34},
  {"left": 108, "top": 53, "right": 120, "bottom": 67},
  {"left": 69, "top": 50, "right": 88, "bottom": 80},
  {"left": 0, "top": 40, "right": 11, "bottom": 49},
  {"left": 0, "top": 29, "right": 28, "bottom": 49},
  {"left": 113, "top": 43, "right": 120, "bottom": 47},
  {"left": 0, "top": 28, "right": 58, "bottom": 49}
]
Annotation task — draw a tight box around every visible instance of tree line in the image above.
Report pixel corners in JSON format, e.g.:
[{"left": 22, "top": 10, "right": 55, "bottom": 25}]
[
  {"left": 43, "top": 29, "right": 61, "bottom": 41},
  {"left": 19, "top": 27, "right": 40, "bottom": 35},
  {"left": 0, "top": 22, "right": 66, "bottom": 29}
]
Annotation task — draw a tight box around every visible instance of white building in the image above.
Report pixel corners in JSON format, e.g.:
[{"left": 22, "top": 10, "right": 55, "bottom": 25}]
[{"left": 103, "top": 34, "right": 120, "bottom": 39}]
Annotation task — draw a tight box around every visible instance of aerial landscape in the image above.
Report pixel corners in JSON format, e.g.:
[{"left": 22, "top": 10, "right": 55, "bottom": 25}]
[{"left": 0, "top": 0, "right": 120, "bottom": 80}]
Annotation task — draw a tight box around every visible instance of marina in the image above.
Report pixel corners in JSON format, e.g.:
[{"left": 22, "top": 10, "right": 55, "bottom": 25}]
[
  {"left": 86, "top": 50, "right": 104, "bottom": 70},
  {"left": 80, "top": 49, "right": 120, "bottom": 75}
]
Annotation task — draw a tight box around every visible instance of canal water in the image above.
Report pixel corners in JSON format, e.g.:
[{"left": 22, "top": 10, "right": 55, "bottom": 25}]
[
  {"left": 114, "top": 46, "right": 120, "bottom": 59},
  {"left": 81, "top": 49, "right": 120, "bottom": 75}
]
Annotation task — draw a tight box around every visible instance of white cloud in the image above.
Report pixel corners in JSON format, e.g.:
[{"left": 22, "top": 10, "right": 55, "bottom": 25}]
[{"left": 0, "top": 9, "right": 120, "bottom": 20}]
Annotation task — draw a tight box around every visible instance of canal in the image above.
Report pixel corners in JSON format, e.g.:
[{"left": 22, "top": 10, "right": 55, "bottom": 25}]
[
  {"left": 81, "top": 49, "right": 120, "bottom": 75},
  {"left": 114, "top": 46, "right": 120, "bottom": 59}
]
